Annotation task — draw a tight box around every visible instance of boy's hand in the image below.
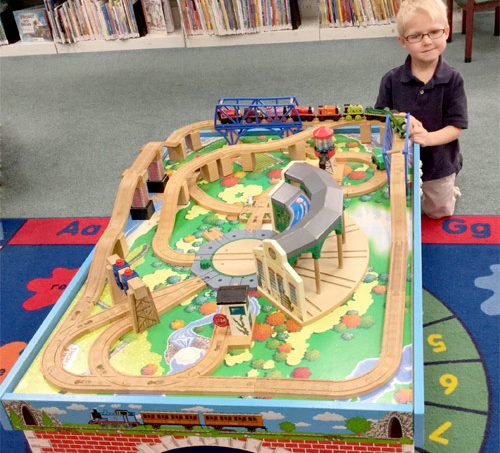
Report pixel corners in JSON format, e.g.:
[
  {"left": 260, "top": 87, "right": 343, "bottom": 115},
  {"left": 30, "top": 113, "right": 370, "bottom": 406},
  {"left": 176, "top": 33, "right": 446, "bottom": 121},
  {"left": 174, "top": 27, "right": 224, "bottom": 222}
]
[
  {"left": 409, "top": 115, "right": 422, "bottom": 130},
  {"left": 408, "top": 116, "right": 462, "bottom": 148},
  {"left": 411, "top": 124, "right": 432, "bottom": 146},
  {"left": 409, "top": 116, "right": 432, "bottom": 146}
]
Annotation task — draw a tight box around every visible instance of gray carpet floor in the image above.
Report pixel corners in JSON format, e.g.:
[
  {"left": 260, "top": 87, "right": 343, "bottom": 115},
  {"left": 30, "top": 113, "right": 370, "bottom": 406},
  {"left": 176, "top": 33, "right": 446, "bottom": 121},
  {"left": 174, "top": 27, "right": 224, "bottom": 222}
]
[{"left": 1, "top": 12, "right": 499, "bottom": 218}]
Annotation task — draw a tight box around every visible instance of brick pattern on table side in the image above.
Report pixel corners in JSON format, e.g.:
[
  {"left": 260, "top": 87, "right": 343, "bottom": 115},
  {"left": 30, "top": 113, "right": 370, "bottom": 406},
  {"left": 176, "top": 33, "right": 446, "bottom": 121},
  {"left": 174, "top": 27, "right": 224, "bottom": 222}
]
[{"left": 27, "top": 431, "right": 411, "bottom": 453}]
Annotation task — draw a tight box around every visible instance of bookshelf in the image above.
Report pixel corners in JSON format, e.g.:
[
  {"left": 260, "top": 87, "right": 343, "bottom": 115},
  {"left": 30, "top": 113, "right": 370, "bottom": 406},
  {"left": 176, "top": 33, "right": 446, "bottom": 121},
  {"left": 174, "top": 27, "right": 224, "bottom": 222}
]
[
  {"left": 0, "top": 1, "right": 463, "bottom": 57},
  {"left": 184, "top": 0, "right": 320, "bottom": 47},
  {"left": 0, "top": 39, "right": 56, "bottom": 55}
]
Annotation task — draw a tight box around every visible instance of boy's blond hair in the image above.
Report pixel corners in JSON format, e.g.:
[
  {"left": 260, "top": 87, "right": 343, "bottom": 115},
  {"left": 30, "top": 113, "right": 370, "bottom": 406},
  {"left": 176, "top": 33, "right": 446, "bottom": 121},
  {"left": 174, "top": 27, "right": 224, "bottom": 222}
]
[{"left": 396, "top": 0, "right": 448, "bottom": 36}]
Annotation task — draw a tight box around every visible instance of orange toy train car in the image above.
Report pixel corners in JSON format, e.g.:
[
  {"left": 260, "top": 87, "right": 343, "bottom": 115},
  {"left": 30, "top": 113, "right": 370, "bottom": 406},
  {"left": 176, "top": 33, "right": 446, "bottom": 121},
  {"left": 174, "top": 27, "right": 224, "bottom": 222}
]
[
  {"left": 203, "top": 413, "right": 267, "bottom": 432},
  {"left": 317, "top": 105, "right": 342, "bottom": 121},
  {"left": 141, "top": 411, "right": 201, "bottom": 429}
]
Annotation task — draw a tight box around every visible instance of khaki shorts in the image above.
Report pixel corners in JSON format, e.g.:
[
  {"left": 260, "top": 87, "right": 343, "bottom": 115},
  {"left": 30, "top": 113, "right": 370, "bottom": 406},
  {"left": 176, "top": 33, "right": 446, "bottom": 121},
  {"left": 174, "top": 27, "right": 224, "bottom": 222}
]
[{"left": 421, "top": 174, "right": 457, "bottom": 219}]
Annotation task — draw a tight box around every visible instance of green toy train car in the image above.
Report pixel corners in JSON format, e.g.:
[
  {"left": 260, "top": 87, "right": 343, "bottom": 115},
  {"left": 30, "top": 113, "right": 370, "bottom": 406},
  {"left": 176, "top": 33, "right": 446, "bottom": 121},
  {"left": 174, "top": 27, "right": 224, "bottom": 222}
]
[
  {"left": 343, "top": 104, "right": 364, "bottom": 121},
  {"left": 371, "top": 147, "right": 386, "bottom": 170},
  {"left": 390, "top": 113, "right": 407, "bottom": 139},
  {"left": 364, "top": 107, "right": 390, "bottom": 122}
]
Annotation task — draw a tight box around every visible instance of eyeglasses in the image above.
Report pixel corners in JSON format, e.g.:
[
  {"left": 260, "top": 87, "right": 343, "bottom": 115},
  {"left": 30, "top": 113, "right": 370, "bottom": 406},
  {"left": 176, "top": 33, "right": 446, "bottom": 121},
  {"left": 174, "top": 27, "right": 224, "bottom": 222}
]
[{"left": 405, "top": 29, "right": 446, "bottom": 43}]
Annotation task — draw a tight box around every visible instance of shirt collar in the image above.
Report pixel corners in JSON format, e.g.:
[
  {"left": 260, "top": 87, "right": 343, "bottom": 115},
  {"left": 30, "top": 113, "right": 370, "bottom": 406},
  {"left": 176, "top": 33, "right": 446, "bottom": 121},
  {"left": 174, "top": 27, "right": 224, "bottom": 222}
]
[{"left": 400, "top": 55, "right": 453, "bottom": 85}]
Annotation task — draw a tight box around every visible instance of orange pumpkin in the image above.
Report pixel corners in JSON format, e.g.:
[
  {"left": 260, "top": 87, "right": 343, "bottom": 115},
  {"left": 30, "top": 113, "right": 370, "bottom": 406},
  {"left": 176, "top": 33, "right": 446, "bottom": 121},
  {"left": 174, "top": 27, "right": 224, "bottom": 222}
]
[{"left": 341, "top": 313, "right": 361, "bottom": 328}]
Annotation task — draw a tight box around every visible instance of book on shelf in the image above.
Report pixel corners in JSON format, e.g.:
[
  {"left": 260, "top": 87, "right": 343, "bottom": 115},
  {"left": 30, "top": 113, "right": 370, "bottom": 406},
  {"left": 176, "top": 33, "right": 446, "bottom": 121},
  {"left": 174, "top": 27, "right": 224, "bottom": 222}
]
[
  {"left": 177, "top": 0, "right": 298, "bottom": 37},
  {"left": 161, "top": 0, "right": 174, "bottom": 32},
  {"left": 0, "top": 1, "right": 21, "bottom": 44},
  {"left": 132, "top": 0, "right": 148, "bottom": 36},
  {"left": 289, "top": 0, "right": 300, "bottom": 29},
  {"left": 0, "top": 16, "right": 8, "bottom": 44},
  {"left": 319, "top": 0, "right": 399, "bottom": 27},
  {"left": 141, "top": 0, "right": 174, "bottom": 33},
  {"left": 45, "top": 0, "right": 140, "bottom": 43},
  {"left": 13, "top": 5, "right": 53, "bottom": 42}
]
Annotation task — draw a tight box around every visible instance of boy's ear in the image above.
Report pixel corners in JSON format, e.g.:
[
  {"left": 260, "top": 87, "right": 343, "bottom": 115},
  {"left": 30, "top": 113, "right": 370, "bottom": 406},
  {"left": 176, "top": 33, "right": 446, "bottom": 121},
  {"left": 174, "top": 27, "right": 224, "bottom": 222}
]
[
  {"left": 444, "top": 26, "right": 450, "bottom": 40},
  {"left": 398, "top": 36, "right": 407, "bottom": 49}
]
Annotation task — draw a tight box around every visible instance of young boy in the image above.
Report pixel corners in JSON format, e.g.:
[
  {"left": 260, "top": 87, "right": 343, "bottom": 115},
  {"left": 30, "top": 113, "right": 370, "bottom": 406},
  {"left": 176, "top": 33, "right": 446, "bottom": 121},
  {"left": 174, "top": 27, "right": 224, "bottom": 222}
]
[{"left": 375, "top": 0, "right": 468, "bottom": 219}]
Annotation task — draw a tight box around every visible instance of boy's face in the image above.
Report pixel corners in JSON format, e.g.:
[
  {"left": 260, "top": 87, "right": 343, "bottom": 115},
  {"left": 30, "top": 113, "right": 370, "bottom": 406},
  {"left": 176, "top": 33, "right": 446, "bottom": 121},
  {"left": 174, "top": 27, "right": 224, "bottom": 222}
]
[{"left": 398, "top": 12, "right": 449, "bottom": 66}]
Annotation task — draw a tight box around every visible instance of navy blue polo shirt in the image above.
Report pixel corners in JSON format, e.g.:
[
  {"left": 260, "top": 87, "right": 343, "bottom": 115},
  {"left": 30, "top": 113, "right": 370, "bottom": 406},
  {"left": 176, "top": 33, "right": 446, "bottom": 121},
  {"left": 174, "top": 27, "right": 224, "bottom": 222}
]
[{"left": 375, "top": 56, "right": 468, "bottom": 181}]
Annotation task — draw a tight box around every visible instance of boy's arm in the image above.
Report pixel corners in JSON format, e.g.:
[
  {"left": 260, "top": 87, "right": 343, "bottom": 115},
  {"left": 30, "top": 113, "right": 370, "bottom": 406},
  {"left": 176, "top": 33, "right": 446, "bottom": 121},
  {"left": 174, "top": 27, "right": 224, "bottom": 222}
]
[
  {"left": 410, "top": 70, "right": 467, "bottom": 148},
  {"left": 410, "top": 120, "right": 462, "bottom": 147},
  {"left": 375, "top": 75, "right": 393, "bottom": 110},
  {"left": 443, "top": 73, "right": 468, "bottom": 131}
]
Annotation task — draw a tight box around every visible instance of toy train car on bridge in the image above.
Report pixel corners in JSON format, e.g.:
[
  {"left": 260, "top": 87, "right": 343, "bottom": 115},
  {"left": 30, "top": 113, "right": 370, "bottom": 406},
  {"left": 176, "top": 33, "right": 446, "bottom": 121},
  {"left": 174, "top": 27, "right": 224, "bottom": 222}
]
[{"left": 217, "top": 106, "right": 287, "bottom": 124}]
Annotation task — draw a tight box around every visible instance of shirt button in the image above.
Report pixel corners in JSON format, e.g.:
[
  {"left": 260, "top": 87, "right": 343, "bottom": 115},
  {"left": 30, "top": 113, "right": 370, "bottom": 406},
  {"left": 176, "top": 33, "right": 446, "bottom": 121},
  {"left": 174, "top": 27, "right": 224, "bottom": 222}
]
[{"left": 419, "top": 89, "right": 425, "bottom": 95}]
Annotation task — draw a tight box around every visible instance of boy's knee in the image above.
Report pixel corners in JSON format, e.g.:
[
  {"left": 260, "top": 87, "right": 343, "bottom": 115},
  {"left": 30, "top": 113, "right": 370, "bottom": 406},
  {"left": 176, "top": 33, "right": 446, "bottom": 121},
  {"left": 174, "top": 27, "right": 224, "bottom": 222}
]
[
  {"left": 421, "top": 174, "right": 457, "bottom": 218},
  {"left": 422, "top": 193, "right": 456, "bottom": 218},
  {"left": 423, "top": 206, "right": 455, "bottom": 219}
]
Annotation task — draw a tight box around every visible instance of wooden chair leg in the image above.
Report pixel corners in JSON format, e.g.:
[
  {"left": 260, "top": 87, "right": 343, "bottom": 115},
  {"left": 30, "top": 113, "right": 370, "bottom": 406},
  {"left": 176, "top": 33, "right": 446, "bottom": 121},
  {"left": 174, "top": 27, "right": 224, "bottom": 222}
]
[
  {"left": 462, "top": 10, "right": 467, "bottom": 34},
  {"left": 464, "top": 7, "right": 474, "bottom": 62},
  {"left": 447, "top": 0, "right": 454, "bottom": 41},
  {"left": 495, "top": 7, "right": 499, "bottom": 36}
]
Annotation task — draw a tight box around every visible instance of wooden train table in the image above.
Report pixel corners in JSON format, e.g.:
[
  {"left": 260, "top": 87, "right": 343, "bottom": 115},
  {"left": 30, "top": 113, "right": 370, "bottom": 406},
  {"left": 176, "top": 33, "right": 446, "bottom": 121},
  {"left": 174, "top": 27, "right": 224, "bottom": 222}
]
[{"left": 0, "top": 119, "right": 423, "bottom": 453}]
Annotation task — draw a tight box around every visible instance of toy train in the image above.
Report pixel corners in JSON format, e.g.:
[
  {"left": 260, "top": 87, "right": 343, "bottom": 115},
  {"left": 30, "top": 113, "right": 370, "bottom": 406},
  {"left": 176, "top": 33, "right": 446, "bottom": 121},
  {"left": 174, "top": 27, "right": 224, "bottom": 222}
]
[
  {"left": 89, "top": 408, "right": 267, "bottom": 432},
  {"left": 217, "top": 104, "right": 392, "bottom": 124},
  {"left": 89, "top": 409, "right": 141, "bottom": 428}
]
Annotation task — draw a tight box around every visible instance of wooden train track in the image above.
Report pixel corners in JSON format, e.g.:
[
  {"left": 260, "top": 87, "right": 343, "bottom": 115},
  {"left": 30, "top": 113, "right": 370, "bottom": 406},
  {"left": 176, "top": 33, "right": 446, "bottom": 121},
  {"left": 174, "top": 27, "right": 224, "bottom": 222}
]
[
  {"left": 335, "top": 152, "right": 388, "bottom": 197},
  {"left": 187, "top": 175, "right": 245, "bottom": 216},
  {"left": 40, "top": 120, "right": 408, "bottom": 400}
]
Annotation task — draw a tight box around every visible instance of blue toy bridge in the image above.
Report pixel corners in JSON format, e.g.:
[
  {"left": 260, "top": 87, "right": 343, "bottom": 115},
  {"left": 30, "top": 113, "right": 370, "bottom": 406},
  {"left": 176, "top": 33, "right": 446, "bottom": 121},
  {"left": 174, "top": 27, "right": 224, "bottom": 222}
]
[
  {"left": 382, "top": 112, "right": 411, "bottom": 191},
  {"left": 214, "top": 97, "right": 303, "bottom": 145}
]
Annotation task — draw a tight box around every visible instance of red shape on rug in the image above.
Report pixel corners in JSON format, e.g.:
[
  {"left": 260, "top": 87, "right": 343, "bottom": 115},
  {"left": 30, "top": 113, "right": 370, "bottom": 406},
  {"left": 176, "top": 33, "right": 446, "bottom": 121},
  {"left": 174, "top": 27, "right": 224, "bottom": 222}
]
[
  {"left": 23, "top": 267, "right": 79, "bottom": 311},
  {"left": 8, "top": 218, "right": 110, "bottom": 245},
  {"left": 421, "top": 215, "right": 500, "bottom": 244},
  {"left": 0, "top": 342, "right": 27, "bottom": 384}
]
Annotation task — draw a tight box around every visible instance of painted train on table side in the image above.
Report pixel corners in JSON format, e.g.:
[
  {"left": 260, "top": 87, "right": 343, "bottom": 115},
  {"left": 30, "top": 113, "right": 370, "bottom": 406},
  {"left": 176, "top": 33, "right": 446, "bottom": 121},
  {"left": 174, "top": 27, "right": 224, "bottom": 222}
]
[{"left": 89, "top": 408, "right": 267, "bottom": 432}]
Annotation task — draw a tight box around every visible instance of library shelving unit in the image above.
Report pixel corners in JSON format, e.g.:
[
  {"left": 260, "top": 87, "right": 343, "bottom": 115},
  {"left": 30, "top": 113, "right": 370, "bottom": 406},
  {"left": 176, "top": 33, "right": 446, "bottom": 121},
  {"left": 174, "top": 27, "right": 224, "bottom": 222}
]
[
  {"left": 0, "top": 1, "right": 461, "bottom": 58},
  {"left": 0, "top": 39, "right": 57, "bottom": 56},
  {"left": 0, "top": 30, "right": 186, "bottom": 56},
  {"left": 53, "top": 29, "right": 185, "bottom": 53}
]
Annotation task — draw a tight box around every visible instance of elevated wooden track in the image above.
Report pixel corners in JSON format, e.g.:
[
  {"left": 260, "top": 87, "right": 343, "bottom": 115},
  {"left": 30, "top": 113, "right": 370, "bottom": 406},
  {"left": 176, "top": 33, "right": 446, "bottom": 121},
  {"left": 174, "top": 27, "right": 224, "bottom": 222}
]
[{"left": 153, "top": 120, "right": 388, "bottom": 266}]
